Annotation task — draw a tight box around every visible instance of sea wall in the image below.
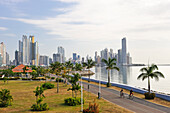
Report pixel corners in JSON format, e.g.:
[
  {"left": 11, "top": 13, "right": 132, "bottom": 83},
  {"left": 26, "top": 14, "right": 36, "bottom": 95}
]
[{"left": 82, "top": 77, "right": 170, "bottom": 101}]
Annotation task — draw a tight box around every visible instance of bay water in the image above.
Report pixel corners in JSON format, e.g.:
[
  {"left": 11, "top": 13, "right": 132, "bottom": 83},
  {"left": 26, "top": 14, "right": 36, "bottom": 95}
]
[{"left": 88, "top": 66, "right": 170, "bottom": 94}]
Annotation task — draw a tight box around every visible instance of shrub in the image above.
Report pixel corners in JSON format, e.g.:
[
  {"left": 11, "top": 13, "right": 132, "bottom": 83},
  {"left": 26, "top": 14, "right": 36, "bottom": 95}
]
[
  {"left": 51, "top": 77, "right": 55, "bottom": 79},
  {"left": 106, "top": 83, "right": 111, "bottom": 87},
  {"left": 0, "top": 89, "right": 13, "bottom": 107},
  {"left": 41, "top": 83, "right": 54, "bottom": 89},
  {"left": 8, "top": 78, "right": 18, "bottom": 80},
  {"left": 41, "top": 78, "right": 46, "bottom": 80},
  {"left": 31, "top": 103, "right": 49, "bottom": 111},
  {"left": 46, "top": 76, "right": 50, "bottom": 79},
  {"left": 144, "top": 92, "right": 155, "bottom": 99},
  {"left": 22, "top": 78, "right": 31, "bottom": 80},
  {"left": 0, "top": 78, "right": 18, "bottom": 80},
  {"left": 14, "top": 77, "right": 20, "bottom": 79},
  {"left": 32, "top": 78, "right": 41, "bottom": 80},
  {"left": 83, "top": 101, "right": 99, "bottom": 113},
  {"left": 56, "top": 78, "right": 63, "bottom": 82},
  {"left": 64, "top": 97, "right": 84, "bottom": 106}
]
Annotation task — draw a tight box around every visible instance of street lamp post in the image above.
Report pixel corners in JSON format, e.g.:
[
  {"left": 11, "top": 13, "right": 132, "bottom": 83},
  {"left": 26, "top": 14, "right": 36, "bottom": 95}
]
[
  {"left": 81, "top": 76, "right": 83, "bottom": 112},
  {"left": 98, "top": 66, "right": 101, "bottom": 99}
]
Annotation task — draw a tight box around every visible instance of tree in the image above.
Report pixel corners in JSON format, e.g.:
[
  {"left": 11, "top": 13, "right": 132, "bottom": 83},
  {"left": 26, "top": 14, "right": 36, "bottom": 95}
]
[
  {"left": 31, "top": 86, "right": 49, "bottom": 111},
  {"left": 30, "top": 70, "right": 38, "bottom": 79},
  {"left": 82, "top": 59, "right": 96, "bottom": 82},
  {"left": 23, "top": 66, "right": 29, "bottom": 78},
  {"left": 50, "top": 62, "right": 62, "bottom": 93},
  {"left": 0, "top": 89, "right": 13, "bottom": 107},
  {"left": 65, "top": 61, "right": 73, "bottom": 76},
  {"left": 137, "top": 64, "right": 165, "bottom": 93},
  {"left": 74, "top": 63, "right": 83, "bottom": 72},
  {"left": 68, "top": 73, "right": 81, "bottom": 98},
  {"left": 33, "top": 86, "right": 45, "bottom": 103},
  {"left": 1, "top": 69, "right": 13, "bottom": 84},
  {"left": 102, "top": 57, "right": 119, "bottom": 87}
]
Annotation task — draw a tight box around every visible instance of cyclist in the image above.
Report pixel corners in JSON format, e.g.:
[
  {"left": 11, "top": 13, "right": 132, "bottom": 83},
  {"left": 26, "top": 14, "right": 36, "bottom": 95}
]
[
  {"left": 129, "top": 89, "right": 133, "bottom": 97},
  {"left": 120, "top": 89, "right": 124, "bottom": 98}
]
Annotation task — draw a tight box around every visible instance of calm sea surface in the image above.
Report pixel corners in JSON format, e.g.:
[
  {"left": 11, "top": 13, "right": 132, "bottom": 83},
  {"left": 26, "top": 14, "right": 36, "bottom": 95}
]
[{"left": 88, "top": 66, "right": 170, "bottom": 94}]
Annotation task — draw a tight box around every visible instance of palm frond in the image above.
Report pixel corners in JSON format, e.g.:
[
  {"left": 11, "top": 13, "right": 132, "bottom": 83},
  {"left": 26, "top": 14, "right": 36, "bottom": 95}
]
[
  {"left": 142, "top": 75, "right": 148, "bottom": 81},
  {"left": 101, "top": 59, "right": 108, "bottom": 65},
  {"left": 153, "top": 71, "right": 165, "bottom": 78},
  {"left": 137, "top": 73, "right": 147, "bottom": 80},
  {"left": 112, "top": 66, "right": 119, "bottom": 71},
  {"left": 140, "top": 67, "right": 148, "bottom": 73}
]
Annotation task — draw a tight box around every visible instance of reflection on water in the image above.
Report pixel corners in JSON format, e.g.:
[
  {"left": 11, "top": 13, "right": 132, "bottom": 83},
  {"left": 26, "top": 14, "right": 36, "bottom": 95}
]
[
  {"left": 90, "top": 66, "right": 170, "bottom": 93},
  {"left": 92, "top": 66, "right": 131, "bottom": 85}
]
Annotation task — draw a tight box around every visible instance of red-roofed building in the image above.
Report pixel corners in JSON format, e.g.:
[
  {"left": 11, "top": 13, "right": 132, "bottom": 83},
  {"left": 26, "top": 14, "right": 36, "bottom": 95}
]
[
  {"left": 12, "top": 64, "right": 32, "bottom": 73},
  {"left": 12, "top": 64, "right": 32, "bottom": 78}
]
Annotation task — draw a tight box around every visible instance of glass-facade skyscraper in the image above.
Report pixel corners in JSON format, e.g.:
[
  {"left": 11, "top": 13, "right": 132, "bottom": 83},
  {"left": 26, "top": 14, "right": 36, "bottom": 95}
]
[
  {"left": 122, "top": 37, "right": 127, "bottom": 65},
  {"left": 18, "top": 35, "right": 39, "bottom": 66}
]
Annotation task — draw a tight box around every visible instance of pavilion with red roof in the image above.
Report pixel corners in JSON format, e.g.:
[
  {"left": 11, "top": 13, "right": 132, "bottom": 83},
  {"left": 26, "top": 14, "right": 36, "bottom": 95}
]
[
  {"left": 12, "top": 64, "right": 32, "bottom": 73},
  {"left": 12, "top": 64, "right": 32, "bottom": 78}
]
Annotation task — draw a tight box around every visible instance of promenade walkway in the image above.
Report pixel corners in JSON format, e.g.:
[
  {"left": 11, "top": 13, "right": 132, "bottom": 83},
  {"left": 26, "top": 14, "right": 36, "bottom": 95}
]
[{"left": 82, "top": 82, "right": 170, "bottom": 113}]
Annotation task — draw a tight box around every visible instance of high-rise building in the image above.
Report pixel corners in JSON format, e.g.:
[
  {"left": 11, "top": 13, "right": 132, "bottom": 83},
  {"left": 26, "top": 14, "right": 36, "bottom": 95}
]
[
  {"left": 94, "top": 51, "right": 97, "bottom": 62},
  {"left": 104, "top": 48, "right": 108, "bottom": 60},
  {"left": 118, "top": 49, "right": 122, "bottom": 64},
  {"left": 15, "top": 50, "right": 22, "bottom": 66},
  {"left": 34, "top": 41, "right": 39, "bottom": 66},
  {"left": 53, "top": 53, "right": 62, "bottom": 63},
  {"left": 81, "top": 57, "right": 85, "bottom": 63},
  {"left": 22, "top": 35, "right": 30, "bottom": 65},
  {"left": 73, "top": 53, "right": 77, "bottom": 61},
  {"left": 18, "top": 35, "right": 39, "bottom": 66},
  {"left": 58, "top": 46, "right": 65, "bottom": 63},
  {"left": 19, "top": 40, "right": 23, "bottom": 64},
  {"left": 0, "top": 53, "right": 2, "bottom": 66},
  {"left": 39, "top": 55, "right": 49, "bottom": 66},
  {"left": 122, "top": 37, "right": 127, "bottom": 65},
  {"left": 6, "top": 52, "right": 10, "bottom": 66},
  {"left": 109, "top": 49, "right": 114, "bottom": 59},
  {"left": 0, "top": 42, "right": 6, "bottom": 66},
  {"left": 15, "top": 50, "right": 19, "bottom": 66},
  {"left": 29, "top": 36, "right": 35, "bottom": 65},
  {"left": 49, "top": 58, "right": 53, "bottom": 64}
]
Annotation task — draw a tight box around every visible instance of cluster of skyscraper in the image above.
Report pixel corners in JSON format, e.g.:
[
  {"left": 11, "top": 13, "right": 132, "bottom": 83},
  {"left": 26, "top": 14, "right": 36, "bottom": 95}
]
[
  {"left": 15, "top": 35, "right": 39, "bottom": 66},
  {"left": 94, "top": 38, "right": 132, "bottom": 66},
  {"left": 0, "top": 36, "right": 132, "bottom": 67},
  {"left": 0, "top": 42, "right": 10, "bottom": 66},
  {"left": 52, "top": 46, "right": 65, "bottom": 64}
]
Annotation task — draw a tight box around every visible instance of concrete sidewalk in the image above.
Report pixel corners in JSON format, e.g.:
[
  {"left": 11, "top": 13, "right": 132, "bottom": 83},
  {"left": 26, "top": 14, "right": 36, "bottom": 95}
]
[{"left": 82, "top": 82, "right": 170, "bottom": 113}]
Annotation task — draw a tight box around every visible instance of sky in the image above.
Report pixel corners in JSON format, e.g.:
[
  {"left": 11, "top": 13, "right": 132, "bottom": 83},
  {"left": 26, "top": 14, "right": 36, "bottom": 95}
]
[{"left": 0, "top": 0, "right": 170, "bottom": 64}]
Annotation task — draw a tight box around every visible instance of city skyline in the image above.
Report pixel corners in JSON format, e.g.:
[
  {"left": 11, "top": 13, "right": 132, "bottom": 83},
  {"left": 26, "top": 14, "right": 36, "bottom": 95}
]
[
  {"left": 0, "top": 0, "right": 170, "bottom": 64},
  {"left": 1, "top": 37, "right": 132, "bottom": 66}
]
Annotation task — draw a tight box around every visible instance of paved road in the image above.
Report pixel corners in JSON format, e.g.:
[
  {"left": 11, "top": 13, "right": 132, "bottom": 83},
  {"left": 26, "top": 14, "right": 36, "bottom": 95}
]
[{"left": 82, "top": 82, "right": 170, "bottom": 113}]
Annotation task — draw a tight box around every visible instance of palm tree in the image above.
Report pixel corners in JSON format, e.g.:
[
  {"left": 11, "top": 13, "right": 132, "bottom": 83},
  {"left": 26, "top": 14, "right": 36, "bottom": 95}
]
[
  {"left": 0, "top": 89, "right": 13, "bottom": 107},
  {"left": 82, "top": 59, "right": 96, "bottom": 82},
  {"left": 65, "top": 61, "right": 73, "bottom": 76},
  {"left": 33, "top": 86, "right": 45, "bottom": 107},
  {"left": 23, "top": 66, "right": 29, "bottom": 78},
  {"left": 137, "top": 64, "right": 165, "bottom": 93},
  {"left": 74, "top": 63, "right": 82, "bottom": 72},
  {"left": 1, "top": 69, "right": 13, "bottom": 84},
  {"left": 67, "top": 73, "right": 81, "bottom": 98},
  {"left": 50, "top": 62, "right": 62, "bottom": 93},
  {"left": 102, "top": 57, "right": 119, "bottom": 87}
]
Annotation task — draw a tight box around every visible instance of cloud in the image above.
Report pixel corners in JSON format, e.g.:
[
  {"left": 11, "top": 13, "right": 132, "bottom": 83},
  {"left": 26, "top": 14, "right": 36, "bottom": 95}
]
[
  {"left": 0, "top": 27, "right": 8, "bottom": 31},
  {"left": 1, "top": 0, "right": 170, "bottom": 42},
  {"left": 0, "top": 33, "right": 16, "bottom": 37}
]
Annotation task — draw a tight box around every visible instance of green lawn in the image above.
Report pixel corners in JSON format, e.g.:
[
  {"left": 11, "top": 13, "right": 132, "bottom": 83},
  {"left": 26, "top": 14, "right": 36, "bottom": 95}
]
[{"left": 0, "top": 80, "right": 132, "bottom": 113}]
